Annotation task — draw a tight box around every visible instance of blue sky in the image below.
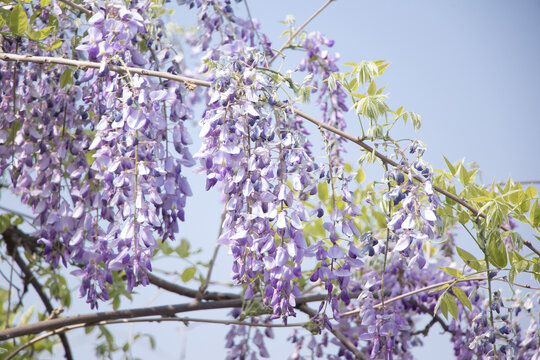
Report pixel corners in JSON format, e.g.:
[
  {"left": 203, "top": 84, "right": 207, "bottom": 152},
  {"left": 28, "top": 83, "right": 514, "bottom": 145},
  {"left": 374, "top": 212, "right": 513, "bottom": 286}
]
[{"left": 3, "top": 1, "right": 539, "bottom": 359}]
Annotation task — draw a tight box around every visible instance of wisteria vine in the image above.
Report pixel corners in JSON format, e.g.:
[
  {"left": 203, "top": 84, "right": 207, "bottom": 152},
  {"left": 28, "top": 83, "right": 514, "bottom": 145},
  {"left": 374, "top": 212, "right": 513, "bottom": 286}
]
[{"left": 0, "top": 0, "right": 538, "bottom": 359}]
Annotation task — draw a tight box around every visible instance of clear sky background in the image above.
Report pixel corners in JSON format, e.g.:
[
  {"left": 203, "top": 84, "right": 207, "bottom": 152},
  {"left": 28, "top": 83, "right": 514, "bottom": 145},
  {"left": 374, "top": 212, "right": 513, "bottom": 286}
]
[{"left": 2, "top": 1, "right": 539, "bottom": 359}]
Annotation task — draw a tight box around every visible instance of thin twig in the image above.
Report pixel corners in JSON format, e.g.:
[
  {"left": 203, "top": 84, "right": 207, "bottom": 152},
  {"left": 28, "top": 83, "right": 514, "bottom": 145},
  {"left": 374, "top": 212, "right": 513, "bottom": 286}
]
[
  {"left": 408, "top": 299, "right": 453, "bottom": 335},
  {"left": 268, "top": 0, "right": 335, "bottom": 65},
  {"left": 342, "top": 276, "right": 487, "bottom": 317},
  {"left": 243, "top": 0, "right": 270, "bottom": 67},
  {"left": 5, "top": 316, "right": 305, "bottom": 360},
  {"left": 0, "top": 205, "right": 32, "bottom": 220},
  {"left": 58, "top": 0, "right": 92, "bottom": 15}
]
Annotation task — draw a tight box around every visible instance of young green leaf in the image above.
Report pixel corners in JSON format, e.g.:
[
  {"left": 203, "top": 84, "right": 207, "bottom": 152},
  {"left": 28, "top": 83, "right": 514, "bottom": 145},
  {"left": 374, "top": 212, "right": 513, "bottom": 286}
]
[
  {"left": 9, "top": 4, "right": 28, "bottom": 34},
  {"left": 318, "top": 181, "right": 329, "bottom": 201},
  {"left": 59, "top": 68, "right": 73, "bottom": 88},
  {"left": 452, "top": 286, "right": 472, "bottom": 311},
  {"left": 444, "top": 293, "right": 459, "bottom": 320},
  {"left": 181, "top": 266, "right": 196, "bottom": 282},
  {"left": 439, "top": 267, "right": 463, "bottom": 278}
]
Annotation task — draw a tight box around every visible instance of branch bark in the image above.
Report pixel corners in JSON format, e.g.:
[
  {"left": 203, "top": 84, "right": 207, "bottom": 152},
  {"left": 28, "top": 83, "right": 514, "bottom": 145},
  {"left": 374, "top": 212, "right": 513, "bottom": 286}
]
[
  {"left": 407, "top": 299, "right": 453, "bottom": 336},
  {"left": 0, "top": 287, "right": 335, "bottom": 341}
]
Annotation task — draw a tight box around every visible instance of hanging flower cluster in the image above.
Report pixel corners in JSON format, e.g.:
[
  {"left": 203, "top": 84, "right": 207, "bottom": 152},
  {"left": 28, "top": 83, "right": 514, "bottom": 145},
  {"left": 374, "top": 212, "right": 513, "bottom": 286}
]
[
  {"left": 195, "top": 43, "right": 319, "bottom": 318},
  {"left": 0, "top": 0, "right": 195, "bottom": 307}
]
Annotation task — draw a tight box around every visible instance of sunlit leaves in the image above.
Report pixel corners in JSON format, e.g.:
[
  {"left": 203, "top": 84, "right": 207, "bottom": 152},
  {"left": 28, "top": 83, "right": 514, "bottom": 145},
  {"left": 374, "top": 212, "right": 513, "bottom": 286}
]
[
  {"left": 343, "top": 60, "right": 389, "bottom": 88},
  {"left": 181, "top": 266, "right": 197, "bottom": 282},
  {"left": 452, "top": 287, "right": 472, "bottom": 311},
  {"left": 439, "top": 267, "right": 463, "bottom": 278},
  {"left": 59, "top": 68, "right": 74, "bottom": 88},
  {"left": 456, "top": 246, "right": 486, "bottom": 272},
  {"left": 351, "top": 81, "right": 388, "bottom": 120},
  {"left": 402, "top": 111, "right": 422, "bottom": 131},
  {"left": 27, "top": 25, "right": 54, "bottom": 41},
  {"left": 9, "top": 4, "right": 27, "bottom": 34},
  {"left": 530, "top": 200, "right": 540, "bottom": 227}
]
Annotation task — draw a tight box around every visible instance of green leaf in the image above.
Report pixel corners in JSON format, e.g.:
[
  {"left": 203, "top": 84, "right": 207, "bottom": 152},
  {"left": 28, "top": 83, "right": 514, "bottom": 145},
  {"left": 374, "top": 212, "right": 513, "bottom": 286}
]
[
  {"left": 318, "top": 181, "right": 328, "bottom": 201},
  {"left": 457, "top": 165, "right": 470, "bottom": 186},
  {"left": 372, "top": 210, "right": 386, "bottom": 228},
  {"left": 393, "top": 105, "right": 404, "bottom": 117},
  {"left": 508, "top": 267, "right": 516, "bottom": 284},
  {"left": 456, "top": 246, "right": 485, "bottom": 272},
  {"left": 452, "top": 287, "right": 471, "bottom": 311},
  {"left": 9, "top": 4, "right": 28, "bottom": 34},
  {"left": 488, "top": 237, "right": 507, "bottom": 268},
  {"left": 159, "top": 240, "right": 173, "bottom": 255},
  {"left": 530, "top": 200, "right": 540, "bottom": 227},
  {"left": 348, "top": 77, "right": 358, "bottom": 92},
  {"left": 458, "top": 210, "right": 470, "bottom": 224},
  {"left": 443, "top": 156, "right": 456, "bottom": 176},
  {"left": 444, "top": 293, "right": 459, "bottom": 320},
  {"left": 176, "top": 238, "right": 190, "bottom": 258},
  {"left": 327, "top": 74, "right": 337, "bottom": 92},
  {"left": 59, "top": 68, "right": 73, "bottom": 88},
  {"left": 367, "top": 81, "right": 377, "bottom": 96},
  {"left": 440, "top": 295, "right": 449, "bottom": 319},
  {"left": 429, "top": 283, "right": 449, "bottom": 293},
  {"left": 374, "top": 60, "right": 390, "bottom": 75},
  {"left": 524, "top": 185, "right": 538, "bottom": 199},
  {"left": 112, "top": 295, "right": 120, "bottom": 311},
  {"left": 181, "top": 266, "right": 196, "bottom": 282},
  {"left": 38, "top": 39, "right": 63, "bottom": 50},
  {"left": 40, "top": 0, "right": 51, "bottom": 6},
  {"left": 456, "top": 246, "right": 476, "bottom": 262},
  {"left": 48, "top": 14, "right": 59, "bottom": 31},
  {"left": 355, "top": 168, "right": 365, "bottom": 183},
  {"left": 439, "top": 267, "right": 463, "bottom": 278},
  {"left": 27, "top": 25, "right": 53, "bottom": 41},
  {"left": 403, "top": 111, "right": 421, "bottom": 130},
  {"left": 0, "top": 214, "right": 10, "bottom": 233}
]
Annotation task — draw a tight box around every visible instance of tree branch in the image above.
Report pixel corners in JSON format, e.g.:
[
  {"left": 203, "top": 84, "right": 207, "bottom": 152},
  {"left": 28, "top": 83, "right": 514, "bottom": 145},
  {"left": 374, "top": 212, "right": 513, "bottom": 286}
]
[
  {"left": 0, "top": 53, "right": 210, "bottom": 88},
  {"left": 58, "top": 0, "right": 92, "bottom": 15},
  {"left": 407, "top": 299, "right": 453, "bottom": 336},
  {"left": 0, "top": 299, "right": 243, "bottom": 341},
  {"left": 342, "top": 276, "right": 487, "bottom": 317},
  {"left": 2, "top": 227, "right": 73, "bottom": 360},
  {"left": 0, "top": 289, "right": 336, "bottom": 341}
]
